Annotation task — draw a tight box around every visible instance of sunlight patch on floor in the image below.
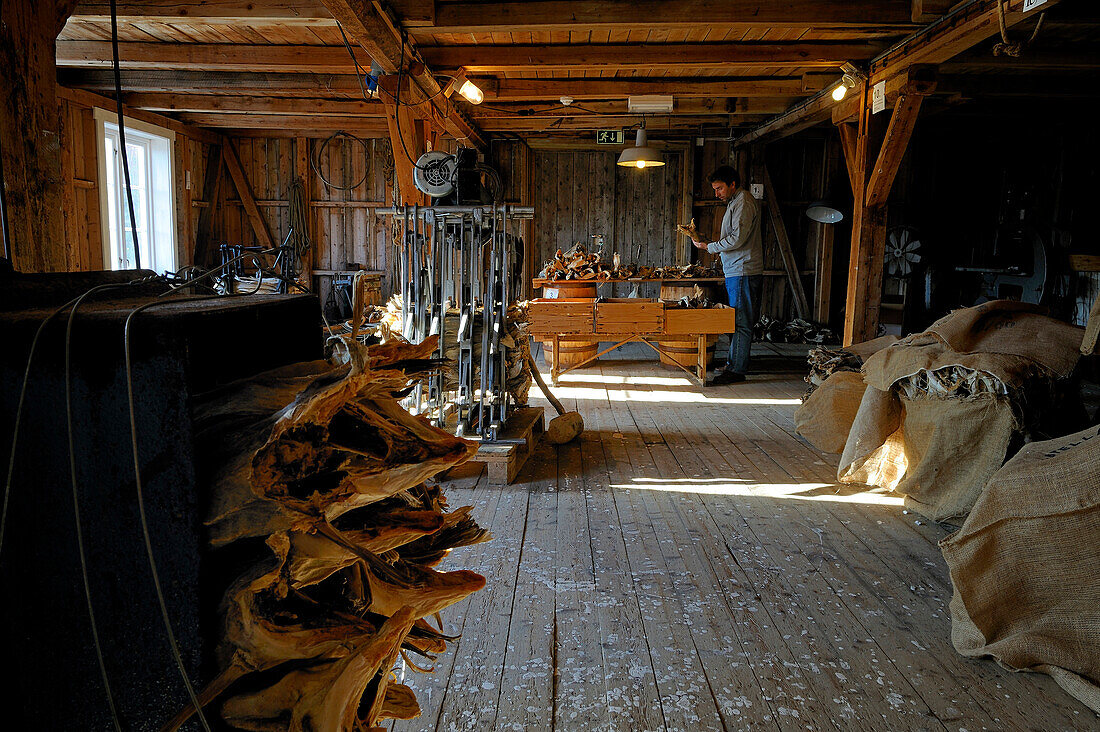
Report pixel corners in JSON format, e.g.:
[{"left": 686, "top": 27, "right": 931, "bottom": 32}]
[{"left": 616, "top": 478, "right": 905, "bottom": 505}]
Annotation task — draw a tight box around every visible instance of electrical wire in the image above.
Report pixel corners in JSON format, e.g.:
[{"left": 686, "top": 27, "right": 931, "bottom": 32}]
[
  {"left": 66, "top": 283, "right": 138, "bottom": 732},
  {"left": 311, "top": 131, "right": 371, "bottom": 191},
  {"left": 123, "top": 294, "right": 226, "bottom": 732},
  {"left": 110, "top": 0, "right": 143, "bottom": 271}
]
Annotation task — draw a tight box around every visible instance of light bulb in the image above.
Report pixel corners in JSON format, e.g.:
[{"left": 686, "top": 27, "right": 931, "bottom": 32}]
[
  {"left": 458, "top": 79, "right": 484, "bottom": 104},
  {"left": 832, "top": 84, "right": 848, "bottom": 101},
  {"left": 635, "top": 160, "right": 646, "bottom": 169}
]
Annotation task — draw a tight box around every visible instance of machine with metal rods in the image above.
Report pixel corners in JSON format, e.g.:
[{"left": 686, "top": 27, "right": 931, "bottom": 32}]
[{"left": 377, "top": 204, "right": 534, "bottom": 441}]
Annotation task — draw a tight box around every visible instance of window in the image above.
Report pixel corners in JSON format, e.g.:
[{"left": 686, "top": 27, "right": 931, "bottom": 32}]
[{"left": 95, "top": 110, "right": 177, "bottom": 273}]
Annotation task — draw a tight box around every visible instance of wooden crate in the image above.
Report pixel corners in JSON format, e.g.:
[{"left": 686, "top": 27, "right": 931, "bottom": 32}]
[
  {"left": 527, "top": 298, "right": 595, "bottom": 336},
  {"left": 664, "top": 306, "right": 736, "bottom": 335},
  {"left": 469, "top": 407, "right": 546, "bottom": 485},
  {"left": 595, "top": 299, "right": 664, "bottom": 335}
]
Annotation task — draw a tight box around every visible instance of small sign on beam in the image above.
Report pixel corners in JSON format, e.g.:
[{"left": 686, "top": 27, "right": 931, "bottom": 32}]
[
  {"left": 872, "top": 81, "right": 886, "bottom": 114},
  {"left": 1023, "top": 0, "right": 1047, "bottom": 11},
  {"left": 596, "top": 129, "right": 625, "bottom": 145}
]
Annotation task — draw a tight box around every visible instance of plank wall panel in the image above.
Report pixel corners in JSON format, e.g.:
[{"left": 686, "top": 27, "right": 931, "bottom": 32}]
[{"left": 531, "top": 148, "right": 682, "bottom": 298}]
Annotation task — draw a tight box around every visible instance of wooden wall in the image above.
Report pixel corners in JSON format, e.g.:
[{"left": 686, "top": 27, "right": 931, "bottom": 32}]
[
  {"left": 530, "top": 148, "right": 684, "bottom": 298},
  {"left": 208, "top": 136, "right": 392, "bottom": 308},
  {"left": 53, "top": 88, "right": 212, "bottom": 274}
]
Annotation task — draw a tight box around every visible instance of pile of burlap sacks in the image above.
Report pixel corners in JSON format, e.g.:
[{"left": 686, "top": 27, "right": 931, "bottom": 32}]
[{"left": 795, "top": 300, "right": 1099, "bottom": 714}]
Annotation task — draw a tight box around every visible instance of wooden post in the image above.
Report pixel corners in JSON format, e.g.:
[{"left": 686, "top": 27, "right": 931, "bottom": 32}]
[
  {"left": 813, "top": 135, "right": 841, "bottom": 324},
  {"left": 0, "top": 0, "right": 76, "bottom": 271},
  {"left": 175, "top": 134, "right": 193, "bottom": 267},
  {"left": 193, "top": 144, "right": 223, "bottom": 267},
  {"left": 840, "top": 75, "right": 932, "bottom": 345},
  {"left": 762, "top": 164, "right": 811, "bottom": 320}
]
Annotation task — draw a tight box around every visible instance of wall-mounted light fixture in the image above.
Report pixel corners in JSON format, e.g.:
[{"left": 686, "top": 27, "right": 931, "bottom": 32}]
[
  {"left": 443, "top": 70, "right": 484, "bottom": 104},
  {"left": 831, "top": 62, "right": 867, "bottom": 102}
]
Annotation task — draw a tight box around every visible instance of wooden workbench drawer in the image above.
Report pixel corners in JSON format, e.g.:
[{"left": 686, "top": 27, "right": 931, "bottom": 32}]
[
  {"left": 594, "top": 299, "right": 664, "bottom": 335},
  {"left": 527, "top": 298, "right": 595, "bottom": 335},
  {"left": 664, "top": 306, "right": 736, "bottom": 335}
]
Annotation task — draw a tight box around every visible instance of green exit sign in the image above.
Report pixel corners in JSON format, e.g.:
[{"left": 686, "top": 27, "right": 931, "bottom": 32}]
[{"left": 596, "top": 129, "right": 625, "bottom": 145}]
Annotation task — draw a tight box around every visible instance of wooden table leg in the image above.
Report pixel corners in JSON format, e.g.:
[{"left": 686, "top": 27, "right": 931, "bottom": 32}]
[
  {"left": 552, "top": 333, "right": 560, "bottom": 386},
  {"left": 698, "top": 334, "right": 706, "bottom": 386}
]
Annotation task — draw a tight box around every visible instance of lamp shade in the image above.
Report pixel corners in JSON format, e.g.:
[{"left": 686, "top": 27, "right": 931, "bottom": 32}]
[
  {"left": 806, "top": 200, "right": 845, "bottom": 224},
  {"left": 617, "top": 127, "right": 665, "bottom": 169}
]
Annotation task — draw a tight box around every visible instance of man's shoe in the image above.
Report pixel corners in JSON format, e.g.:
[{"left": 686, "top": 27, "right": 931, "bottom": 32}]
[{"left": 707, "top": 370, "right": 746, "bottom": 386}]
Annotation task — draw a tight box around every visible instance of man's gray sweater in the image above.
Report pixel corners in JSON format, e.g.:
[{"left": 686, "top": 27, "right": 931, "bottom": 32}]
[{"left": 707, "top": 188, "right": 763, "bottom": 277}]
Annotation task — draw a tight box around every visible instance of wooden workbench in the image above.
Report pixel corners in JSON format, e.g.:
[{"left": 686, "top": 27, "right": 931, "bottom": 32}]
[{"left": 527, "top": 298, "right": 735, "bottom": 386}]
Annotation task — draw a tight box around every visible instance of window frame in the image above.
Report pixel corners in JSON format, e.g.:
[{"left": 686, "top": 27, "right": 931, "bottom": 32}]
[{"left": 93, "top": 109, "right": 177, "bottom": 273}]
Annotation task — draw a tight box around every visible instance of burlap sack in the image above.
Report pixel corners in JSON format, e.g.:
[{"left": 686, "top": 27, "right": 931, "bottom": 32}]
[
  {"left": 845, "top": 334, "right": 899, "bottom": 360},
  {"left": 925, "top": 300, "right": 1083, "bottom": 377},
  {"left": 940, "top": 425, "right": 1100, "bottom": 713},
  {"left": 891, "top": 395, "right": 1016, "bottom": 521},
  {"left": 795, "top": 371, "right": 867, "bottom": 454}
]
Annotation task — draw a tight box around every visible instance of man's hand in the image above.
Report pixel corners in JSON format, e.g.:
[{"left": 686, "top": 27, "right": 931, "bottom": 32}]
[{"left": 692, "top": 239, "right": 708, "bottom": 250}]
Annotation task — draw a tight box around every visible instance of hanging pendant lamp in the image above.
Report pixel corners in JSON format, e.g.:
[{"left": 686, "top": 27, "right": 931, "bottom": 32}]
[{"left": 617, "top": 121, "right": 665, "bottom": 169}]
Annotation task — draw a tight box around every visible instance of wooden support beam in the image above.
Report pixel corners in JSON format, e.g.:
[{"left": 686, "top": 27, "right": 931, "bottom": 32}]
[
  {"left": 68, "top": 0, "right": 336, "bottom": 24},
  {"left": 177, "top": 113, "right": 389, "bottom": 131},
  {"left": 831, "top": 66, "right": 936, "bottom": 124},
  {"left": 677, "top": 143, "right": 694, "bottom": 266},
  {"left": 425, "top": 1, "right": 920, "bottom": 32},
  {"left": 193, "top": 145, "right": 223, "bottom": 267},
  {"left": 175, "top": 133, "right": 193, "bottom": 267},
  {"left": 1, "top": 0, "right": 77, "bottom": 272},
  {"left": 56, "top": 42, "right": 362, "bottom": 73},
  {"left": 813, "top": 135, "right": 842, "bottom": 323},
  {"left": 61, "top": 69, "right": 375, "bottom": 97},
  {"left": 485, "top": 77, "right": 810, "bottom": 100},
  {"left": 383, "top": 77, "right": 426, "bottom": 206},
  {"left": 318, "top": 0, "right": 486, "bottom": 149},
  {"left": 56, "top": 86, "right": 224, "bottom": 144},
  {"left": 735, "top": 92, "right": 836, "bottom": 147},
  {"left": 122, "top": 93, "right": 385, "bottom": 115},
  {"left": 68, "top": 0, "right": 435, "bottom": 25},
  {"left": 222, "top": 142, "right": 276, "bottom": 250},
  {"left": 842, "top": 85, "right": 886, "bottom": 346},
  {"left": 837, "top": 122, "right": 861, "bottom": 195},
  {"left": 420, "top": 42, "right": 880, "bottom": 71},
  {"left": 864, "top": 91, "right": 927, "bottom": 207},
  {"left": 762, "top": 164, "right": 811, "bottom": 320}
]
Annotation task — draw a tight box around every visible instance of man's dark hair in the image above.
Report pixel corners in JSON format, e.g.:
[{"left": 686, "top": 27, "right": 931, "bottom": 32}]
[{"left": 708, "top": 165, "right": 740, "bottom": 187}]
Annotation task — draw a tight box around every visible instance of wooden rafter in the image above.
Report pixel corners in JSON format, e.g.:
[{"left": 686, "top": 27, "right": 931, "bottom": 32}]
[
  {"left": 423, "top": 1, "right": 920, "bottom": 32},
  {"left": 318, "top": 0, "right": 486, "bottom": 150},
  {"left": 864, "top": 87, "right": 931, "bottom": 207},
  {"left": 420, "top": 42, "right": 881, "bottom": 71},
  {"left": 67, "top": 0, "right": 431, "bottom": 25}
]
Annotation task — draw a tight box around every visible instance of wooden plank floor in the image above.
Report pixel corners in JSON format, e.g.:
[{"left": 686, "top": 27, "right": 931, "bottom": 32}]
[{"left": 393, "top": 345, "right": 1098, "bottom": 732}]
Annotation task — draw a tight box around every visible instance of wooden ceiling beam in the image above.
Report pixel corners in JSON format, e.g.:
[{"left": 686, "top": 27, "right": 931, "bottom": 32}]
[
  {"left": 56, "top": 41, "right": 364, "bottom": 73},
  {"left": 68, "top": 0, "right": 433, "bottom": 26},
  {"left": 481, "top": 77, "right": 811, "bottom": 100},
  {"left": 177, "top": 112, "right": 389, "bottom": 130},
  {"left": 122, "top": 92, "right": 385, "bottom": 115},
  {"left": 56, "top": 41, "right": 880, "bottom": 73},
  {"left": 317, "top": 0, "right": 486, "bottom": 149},
  {"left": 59, "top": 69, "right": 373, "bottom": 96},
  {"left": 423, "top": 1, "right": 920, "bottom": 32},
  {"left": 470, "top": 98, "right": 797, "bottom": 118},
  {"left": 421, "top": 42, "right": 881, "bottom": 71}
]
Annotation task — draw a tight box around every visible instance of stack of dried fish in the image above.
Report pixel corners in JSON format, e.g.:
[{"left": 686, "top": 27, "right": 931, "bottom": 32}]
[
  {"left": 803, "top": 335, "right": 898, "bottom": 397},
  {"left": 756, "top": 315, "right": 836, "bottom": 345},
  {"left": 537, "top": 244, "right": 614, "bottom": 281},
  {"left": 652, "top": 263, "right": 721, "bottom": 279},
  {"left": 178, "top": 345, "right": 489, "bottom": 729},
  {"left": 665, "top": 284, "right": 717, "bottom": 309}
]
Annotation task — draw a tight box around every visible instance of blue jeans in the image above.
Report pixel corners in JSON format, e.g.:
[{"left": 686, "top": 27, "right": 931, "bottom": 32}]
[{"left": 725, "top": 274, "right": 763, "bottom": 375}]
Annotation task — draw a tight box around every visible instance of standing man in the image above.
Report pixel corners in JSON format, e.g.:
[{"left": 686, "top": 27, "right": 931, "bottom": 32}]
[{"left": 692, "top": 165, "right": 763, "bottom": 385}]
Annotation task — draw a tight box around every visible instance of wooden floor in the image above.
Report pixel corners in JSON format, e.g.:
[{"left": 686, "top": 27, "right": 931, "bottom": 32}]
[{"left": 393, "top": 345, "right": 1096, "bottom": 732}]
